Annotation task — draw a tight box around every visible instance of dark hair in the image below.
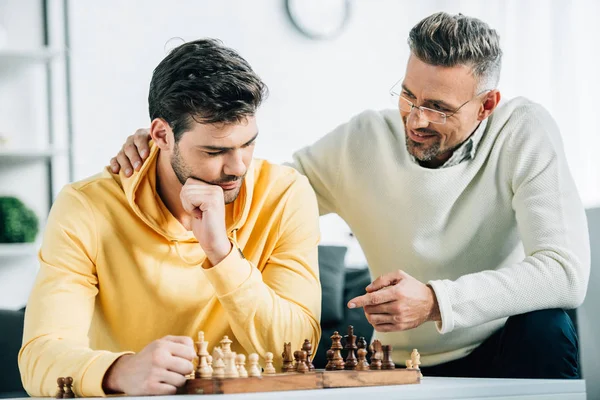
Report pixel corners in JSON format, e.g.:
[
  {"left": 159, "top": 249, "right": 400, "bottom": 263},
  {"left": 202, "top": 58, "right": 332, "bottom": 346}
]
[
  {"left": 408, "top": 12, "right": 502, "bottom": 90},
  {"left": 148, "top": 38, "right": 268, "bottom": 142}
]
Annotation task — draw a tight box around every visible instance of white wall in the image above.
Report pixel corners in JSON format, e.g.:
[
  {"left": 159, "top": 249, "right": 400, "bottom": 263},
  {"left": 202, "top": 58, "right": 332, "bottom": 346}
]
[{"left": 67, "top": 0, "right": 600, "bottom": 257}]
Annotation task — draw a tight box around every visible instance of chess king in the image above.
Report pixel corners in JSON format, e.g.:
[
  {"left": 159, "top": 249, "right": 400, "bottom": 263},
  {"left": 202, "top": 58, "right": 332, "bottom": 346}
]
[
  {"left": 113, "top": 12, "right": 588, "bottom": 381},
  {"left": 18, "top": 39, "right": 322, "bottom": 397}
]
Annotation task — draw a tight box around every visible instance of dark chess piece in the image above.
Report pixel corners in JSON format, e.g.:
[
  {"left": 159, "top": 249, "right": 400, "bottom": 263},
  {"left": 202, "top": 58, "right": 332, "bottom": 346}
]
[
  {"left": 296, "top": 351, "right": 309, "bottom": 373},
  {"left": 302, "top": 339, "right": 315, "bottom": 371},
  {"left": 293, "top": 350, "right": 301, "bottom": 371},
  {"left": 282, "top": 342, "right": 295, "bottom": 372},
  {"left": 330, "top": 331, "right": 345, "bottom": 370},
  {"left": 369, "top": 340, "right": 383, "bottom": 370},
  {"left": 55, "top": 377, "right": 65, "bottom": 399},
  {"left": 325, "top": 349, "right": 336, "bottom": 371},
  {"left": 344, "top": 325, "right": 358, "bottom": 370},
  {"left": 356, "top": 337, "right": 370, "bottom": 370},
  {"left": 381, "top": 345, "right": 396, "bottom": 370},
  {"left": 63, "top": 377, "right": 75, "bottom": 398}
]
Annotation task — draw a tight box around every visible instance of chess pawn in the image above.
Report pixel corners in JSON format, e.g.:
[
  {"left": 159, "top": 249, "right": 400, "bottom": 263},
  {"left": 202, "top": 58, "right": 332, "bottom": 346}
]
[
  {"left": 302, "top": 339, "right": 315, "bottom": 371},
  {"left": 207, "top": 355, "right": 214, "bottom": 375},
  {"left": 248, "top": 353, "right": 261, "bottom": 377},
  {"left": 220, "top": 336, "right": 233, "bottom": 355},
  {"left": 325, "top": 349, "right": 336, "bottom": 371},
  {"left": 236, "top": 353, "right": 248, "bottom": 378},
  {"left": 381, "top": 345, "right": 396, "bottom": 370},
  {"left": 293, "top": 350, "right": 301, "bottom": 371},
  {"left": 264, "top": 352, "right": 277, "bottom": 375},
  {"left": 356, "top": 347, "right": 370, "bottom": 371},
  {"left": 55, "top": 377, "right": 65, "bottom": 399},
  {"left": 212, "top": 348, "right": 225, "bottom": 378},
  {"left": 296, "top": 351, "right": 309, "bottom": 373},
  {"left": 224, "top": 352, "right": 240, "bottom": 378},
  {"left": 406, "top": 359, "right": 414, "bottom": 369},
  {"left": 63, "top": 377, "right": 74, "bottom": 399}
]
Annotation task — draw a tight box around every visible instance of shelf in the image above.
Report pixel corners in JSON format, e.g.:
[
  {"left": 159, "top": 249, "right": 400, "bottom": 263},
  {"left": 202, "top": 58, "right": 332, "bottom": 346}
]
[
  {"left": 0, "top": 243, "right": 39, "bottom": 258},
  {"left": 0, "top": 48, "right": 63, "bottom": 66},
  {"left": 0, "top": 148, "right": 66, "bottom": 164}
]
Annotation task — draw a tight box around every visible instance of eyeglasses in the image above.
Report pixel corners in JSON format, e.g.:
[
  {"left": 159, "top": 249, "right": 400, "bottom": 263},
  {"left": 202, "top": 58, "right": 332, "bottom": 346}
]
[{"left": 389, "top": 79, "right": 491, "bottom": 125}]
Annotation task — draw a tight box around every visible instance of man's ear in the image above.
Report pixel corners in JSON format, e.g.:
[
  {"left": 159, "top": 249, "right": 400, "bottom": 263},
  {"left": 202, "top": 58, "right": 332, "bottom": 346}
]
[
  {"left": 478, "top": 89, "right": 501, "bottom": 121},
  {"left": 150, "top": 118, "right": 173, "bottom": 150}
]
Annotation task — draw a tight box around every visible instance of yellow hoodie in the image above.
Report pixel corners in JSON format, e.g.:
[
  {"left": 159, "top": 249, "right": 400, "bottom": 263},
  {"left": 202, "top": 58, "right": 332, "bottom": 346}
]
[{"left": 18, "top": 144, "right": 321, "bottom": 397}]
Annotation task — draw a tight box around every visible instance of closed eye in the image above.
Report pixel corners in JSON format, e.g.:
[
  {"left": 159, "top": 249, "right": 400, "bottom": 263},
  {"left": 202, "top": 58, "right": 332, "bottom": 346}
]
[{"left": 205, "top": 151, "right": 225, "bottom": 157}]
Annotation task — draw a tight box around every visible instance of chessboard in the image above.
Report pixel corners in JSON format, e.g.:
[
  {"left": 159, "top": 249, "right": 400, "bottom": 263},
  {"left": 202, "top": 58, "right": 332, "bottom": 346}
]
[{"left": 182, "top": 325, "right": 423, "bottom": 396}]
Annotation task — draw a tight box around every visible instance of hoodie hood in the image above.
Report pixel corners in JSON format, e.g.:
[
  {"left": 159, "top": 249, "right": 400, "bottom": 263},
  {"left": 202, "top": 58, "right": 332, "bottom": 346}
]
[{"left": 119, "top": 142, "right": 254, "bottom": 244}]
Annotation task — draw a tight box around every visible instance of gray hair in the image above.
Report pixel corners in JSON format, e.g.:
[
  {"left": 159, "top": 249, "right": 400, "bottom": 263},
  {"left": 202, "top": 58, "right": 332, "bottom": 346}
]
[{"left": 408, "top": 12, "right": 502, "bottom": 91}]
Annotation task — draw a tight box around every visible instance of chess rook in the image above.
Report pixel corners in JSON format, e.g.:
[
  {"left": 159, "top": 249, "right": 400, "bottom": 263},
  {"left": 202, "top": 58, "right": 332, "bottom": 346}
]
[{"left": 381, "top": 345, "right": 396, "bottom": 370}]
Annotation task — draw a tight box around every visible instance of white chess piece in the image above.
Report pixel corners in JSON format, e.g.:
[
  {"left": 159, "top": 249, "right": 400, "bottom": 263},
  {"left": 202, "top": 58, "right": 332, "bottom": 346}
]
[
  {"left": 248, "top": 353, "right": 261, "bottom": 377},
  {"left": 212, "top": 347, "right": 225, "bottom": 378},
  {"left": 236, "top": 354, "right": 248, "bottom": 378},
  {"left": 220, "top": 336, "right": 233, "bottom": 355},
  {"left": 264, "top": 352, "right": 276, "bottom": 375},
  {"left": 224, "top": 351, "right": 240, "bottom": 378},
  {"left": 199, "top": 354, "right": 212, "bottom": 379}
]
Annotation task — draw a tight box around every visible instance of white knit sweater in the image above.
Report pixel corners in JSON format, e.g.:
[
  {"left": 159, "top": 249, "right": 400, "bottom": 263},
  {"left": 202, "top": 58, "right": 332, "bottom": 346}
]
[{"left": 291, "top": 97, "right": 591, "bottom": 366}]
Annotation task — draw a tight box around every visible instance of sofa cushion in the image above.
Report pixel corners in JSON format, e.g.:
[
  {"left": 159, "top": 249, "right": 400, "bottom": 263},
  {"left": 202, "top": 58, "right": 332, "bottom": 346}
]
[
  {"left": 318, "top": 245, "right": 347, "bottom": 325},
  {"left": 0, "top": 308, "right": 27, "bottom": 396}
]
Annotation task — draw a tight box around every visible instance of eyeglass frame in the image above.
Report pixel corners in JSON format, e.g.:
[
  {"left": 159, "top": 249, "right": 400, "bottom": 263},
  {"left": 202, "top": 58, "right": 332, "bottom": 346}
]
[{"left": 389, "top": 78, "right": 492, "bottom": 125}]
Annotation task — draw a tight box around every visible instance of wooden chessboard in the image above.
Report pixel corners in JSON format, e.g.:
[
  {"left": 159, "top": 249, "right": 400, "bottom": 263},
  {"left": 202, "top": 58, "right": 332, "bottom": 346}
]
[{"left": 183, "top": 369, "right": 421, "bottom": 395}]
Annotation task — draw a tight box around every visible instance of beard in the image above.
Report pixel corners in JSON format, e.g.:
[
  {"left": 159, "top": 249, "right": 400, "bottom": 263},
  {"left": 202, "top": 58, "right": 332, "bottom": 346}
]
[
  {"left": 171, "top": 144, "right": 245, "bottom": 204},
  {"left": 404, "top": 127, "right": 442, "bottom": 162}
]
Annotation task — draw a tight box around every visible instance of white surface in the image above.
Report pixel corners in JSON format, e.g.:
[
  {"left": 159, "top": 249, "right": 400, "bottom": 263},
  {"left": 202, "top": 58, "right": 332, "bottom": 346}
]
[
  {"left": 0, "top": 242, "right": 39, "bottom": 258},
  {"left": 8, "top": 377, "right": 587, "bottom": 400},
  {"left": 0, "top": 48, "right": 62, "bottom": 65}
]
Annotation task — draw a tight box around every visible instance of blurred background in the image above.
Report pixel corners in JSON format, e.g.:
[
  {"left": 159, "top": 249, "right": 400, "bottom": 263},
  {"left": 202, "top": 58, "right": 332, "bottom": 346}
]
[{"left": 0, "top": 0, "right": 599, "bottom": 394}]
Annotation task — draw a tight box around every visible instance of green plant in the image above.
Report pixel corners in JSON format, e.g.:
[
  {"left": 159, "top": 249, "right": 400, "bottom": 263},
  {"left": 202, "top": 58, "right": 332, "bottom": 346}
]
[{"left": 0, "top": 197, "right": 39, "bottom": 243}]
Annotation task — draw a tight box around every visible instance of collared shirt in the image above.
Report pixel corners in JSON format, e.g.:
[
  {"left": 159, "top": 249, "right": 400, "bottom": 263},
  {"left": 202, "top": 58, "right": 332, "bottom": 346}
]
[{"left": 410, "top": 119, "right": 489, "bottom": 168}]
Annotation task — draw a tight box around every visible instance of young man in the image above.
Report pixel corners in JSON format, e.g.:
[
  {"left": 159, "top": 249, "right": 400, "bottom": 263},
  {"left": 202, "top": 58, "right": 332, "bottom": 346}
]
[
  {"left": 115, "top": 13, "right": 590, "bottom": 379},
  {"left": 19, "top": 39, "right": 321, "bottom": 397}
]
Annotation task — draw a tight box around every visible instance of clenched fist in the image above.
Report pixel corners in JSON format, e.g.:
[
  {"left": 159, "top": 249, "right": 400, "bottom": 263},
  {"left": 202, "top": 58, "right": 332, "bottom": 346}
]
[
  {"left": 180, "top": 178, "right": 232, "bottom": 266},
  {"left": 103, "top": 336, "right": 196, "bottom": 396}
]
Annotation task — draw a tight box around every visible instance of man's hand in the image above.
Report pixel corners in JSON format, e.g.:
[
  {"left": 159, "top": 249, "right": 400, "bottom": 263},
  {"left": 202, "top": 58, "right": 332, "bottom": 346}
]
[
  {"left": 110, "top": 129, "right": 152, "bottom": 177},
  {"left": 180, "top": 178, "right": 232, "bottom": 266},
  {"left": 103, "top": 336, "right": 196, "bottom": 396},
  {"left": 347, "top": 270, "right": 441, "bottom": 332}
]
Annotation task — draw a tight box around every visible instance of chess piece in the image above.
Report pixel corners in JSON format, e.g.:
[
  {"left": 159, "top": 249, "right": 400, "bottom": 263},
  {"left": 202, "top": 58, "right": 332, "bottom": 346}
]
[
  {"left": 369, "top": 340, "right": 383, "bottom": 370},
  {"left": 411, "top": 348, "right": 423, "bottom": 378},
  {"left": 199, "top": 353, "right": 212, "bottom": 379},
  {"left": 293, "top": 350, "right": 301, "bottom": 371},
  {"left": 344, "top": 325, "right": 358, "bottom": 370},
  {"left": 248, "top": 353, "right": 261, "bottom": 377},
  {"left": 224, "top": 351, "right": 240, "bottom": 378},
  {"left": 220, "top": 336, "right": 233, "bottom": 355},
  {"left": 325, "top": 349, "right": 336, "bottom": 371},
  {"left": 212, "top": 347, "right": 225, "bottom": 378},
  {"left": 406, "top": 359, "right": 413, "bottom": 369},
  {"left": 356, "top": 337, "right": 370, "bottom": 371},
  {"left": 296, "top": 351, "right": 309, "bottom": 373},
  {"left": 381, "top": 345, "right": 396, "bottom": 370},
  {"left": 264, "top": 352, "right": 277, "bottom": 375},
  {"left": 282, "top": 342, "right": 295, "bottom": 372},
  {"left": 330, "top": 331, "right": 345, "bottom": 370},
  {"left": 302, "top": 339, "right": 315, "bottom": 371},
  {"left": 63, "top": 377, "right": 74, "bottom": 398},
  {"left": 55, "top": 377, "right": 65, "bottom": 399},
  {"left": 236, "top": 354, "right": 248, "bottom": 378}
]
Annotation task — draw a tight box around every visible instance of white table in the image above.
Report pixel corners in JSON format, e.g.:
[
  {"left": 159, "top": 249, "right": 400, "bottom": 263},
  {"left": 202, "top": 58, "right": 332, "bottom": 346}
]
[{"left": 8, "top": 377, "right": 586, "bottom": 400}]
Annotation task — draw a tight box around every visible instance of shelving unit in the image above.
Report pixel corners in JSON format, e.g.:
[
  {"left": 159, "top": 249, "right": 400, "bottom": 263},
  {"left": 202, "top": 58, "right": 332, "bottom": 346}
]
[{"left": 0, "top": 0, "right": 72, "bottom": 309}]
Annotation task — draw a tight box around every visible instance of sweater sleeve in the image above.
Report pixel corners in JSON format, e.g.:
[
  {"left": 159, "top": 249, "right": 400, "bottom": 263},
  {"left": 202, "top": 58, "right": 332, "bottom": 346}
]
[
  {"left": 202, "top": 174, "right": 321, "bottom": 366},
  {"left": 428, "top": 104, "right": 590, "bottom": 333},
  {"left": 18, "top": 186, "right": 133, "bottom": 397}
]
